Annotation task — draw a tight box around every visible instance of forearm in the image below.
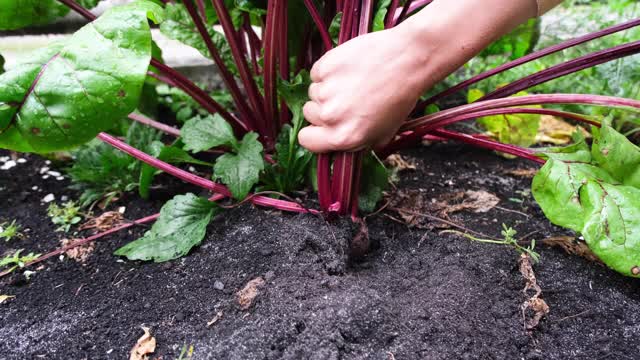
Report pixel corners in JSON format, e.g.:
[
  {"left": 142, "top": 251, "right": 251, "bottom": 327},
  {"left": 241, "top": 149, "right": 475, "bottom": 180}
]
[{"left": 396, "top": 0, "right": 562, "bottom": 93}]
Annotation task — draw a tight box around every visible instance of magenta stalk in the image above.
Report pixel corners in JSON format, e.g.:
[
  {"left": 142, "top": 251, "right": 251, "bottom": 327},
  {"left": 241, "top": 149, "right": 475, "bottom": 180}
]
[
  {"left": 304, "top": 0, "right": 334, "bottom": 51},
  {"left": 429, "top": 129, "right": 545, "bottom": 164},
  {"left": 419, "top": 18, "right": 640, "bottom": 108},
  {"left": 482, "top": 40, "right": 640, "bottom": 100},
  {"left": 402, "top": 94, "right": 640, "bottom": 132},
  {"left": 128, "top": 113, "right": 181, "bottom": 137},
  {"left": 97, "top": 133, "right": 315, "bottom": 214}
]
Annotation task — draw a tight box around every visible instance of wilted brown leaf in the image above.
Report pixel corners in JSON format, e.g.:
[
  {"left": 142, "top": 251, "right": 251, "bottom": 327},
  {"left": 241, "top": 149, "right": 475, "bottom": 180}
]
[
  {"left": 519, "top": 253, "right": 549, "bottom": 330},
  {"left": 432, "top": 190, "right": 500, "bottom": 216},
  {"left": 60, "top": 238, "right": 95, "bottom": 263},
  {"left": 79, "top": 211, "right": 124, "bottom": 232},
  {"left": 542, "top": 236, "right": 602, "bottom": 264},
  {"left": 130, "top": 327, "right": 156, "bottom": 360},
  {"left": 385, "top": 154, "right": 417, "bottom": 171},
  {"left": 386, "top": 189, "right": 428, "bottom": 227},
  {"left": 237, "top": 277, "right": 266, "bottom": 310},
  {"left": 535, "top": 115, "right": 590, "bottom": 145},
  {"left": 0, "top": 295, "right": 15, "bottom": 304},
  {"left": 207, "top": 311, "right": 223, "bottom": 327}
]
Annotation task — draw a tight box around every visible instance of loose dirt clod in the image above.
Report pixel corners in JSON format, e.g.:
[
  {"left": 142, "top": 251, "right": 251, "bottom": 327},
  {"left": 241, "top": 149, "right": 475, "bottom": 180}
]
[
  {"left": 519, "top": 253, "right": 549, "bottom": 330},
  {"left": 79, "top": 211, "right": 124, "bottom": 232},
  {"left": 60, "top": 238, "right": 95, "bottom": 264},
  {"left": 542, "top": 236, "right": 602, "bottom": 264},
  {"left": 129, "top": 327, "right": 156, "bottom": 360},
  {"left": 237, "top": 277, "right": 266, "bottom": 310}
]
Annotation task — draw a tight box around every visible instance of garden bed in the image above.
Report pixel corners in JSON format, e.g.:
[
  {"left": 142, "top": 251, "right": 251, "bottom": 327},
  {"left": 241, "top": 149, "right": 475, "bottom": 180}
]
[{"left": 1, "top": 142, "right": 639, "bottom": 359}]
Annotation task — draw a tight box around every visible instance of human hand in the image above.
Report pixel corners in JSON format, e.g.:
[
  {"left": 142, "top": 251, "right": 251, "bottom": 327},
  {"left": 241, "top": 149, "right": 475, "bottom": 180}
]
[{"left": 298, "top": 26, "right": 430, "bottom": 153}]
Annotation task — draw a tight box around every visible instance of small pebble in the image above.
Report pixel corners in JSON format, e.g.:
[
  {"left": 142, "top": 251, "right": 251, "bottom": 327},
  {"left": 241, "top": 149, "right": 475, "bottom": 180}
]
[
  {"left": 45, "top": 160, "right": 51, "bottom": 165},
  {"left": 42, "top": 194, "right": 55, "bottom": 203},
  {"left": 60, "top": 195, "right": 68, "bottom": 202},
  {"left": 56, "top": 177, "right": 64, "bottom": 181},
  {"left": 39, "top": 166, "right": 49, "bottom": 174},
  {"left": 0, "top": 156, "right": 8, "bottom": 162},
  {"left": 1, "top": 160, "right": 17, "bottom": 170},
  {"left": 16, "top": 158, "right": 26, "bottom": 163},
  {"left": 118, "top": 206, "right": 126, "bottom": 214},
  {"left": 31, "top": 186, "right": 38, "bottom": 191},
  {"left": 47, "top": 171, "right": 61, "bottom": 177},
  {"left": 42, "top": 175, "right": 50, "bottom": 180},
  {"left": 213, "top": 281, "right": 225, "bottom": 290},
  {"left": 188, "top": 166, "right": 196, "bottom": 172},
  {"left": 264, "top": 270, "right": 275, "bottom": 281}
]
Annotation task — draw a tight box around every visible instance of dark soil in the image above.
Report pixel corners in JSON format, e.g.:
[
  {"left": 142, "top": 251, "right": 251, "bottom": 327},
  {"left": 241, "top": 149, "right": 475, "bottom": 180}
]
[{"left": 1, "top": 143, "right": 639, "bottom": 360}]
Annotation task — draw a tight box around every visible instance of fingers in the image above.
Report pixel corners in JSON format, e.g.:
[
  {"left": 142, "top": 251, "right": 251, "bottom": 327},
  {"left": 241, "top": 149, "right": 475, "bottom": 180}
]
[
  {"left": 298, "top": 125, "right": 336, "bottom": 153},
  {"left": 308, "top": 82, "right": 324, "bottom": 103},
  {"left": 303, "top": 101, "right": 323, "bottom": 126}
]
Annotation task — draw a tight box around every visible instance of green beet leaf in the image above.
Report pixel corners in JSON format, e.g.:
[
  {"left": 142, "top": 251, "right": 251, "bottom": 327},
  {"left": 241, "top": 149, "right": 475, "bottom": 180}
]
[
  {"left": 358, "top": 152, "right": 389, "bottom": 212},
  {"left": 139, "top": 140, "right": 213, "bottom": 199},
  {"left": 114, "top": 193, "right": 220, "bottom": 262},
  {"left": 0, "top": 0, "right": 164, "bottom": 153},
  {"left": 0, "top": 0, "right": 69, "bottom": 30},
  {"left": 181, "top": 114, "right": 238, "bottom": 153},
  {"left": 591, "top": 125, "right": 640, "bottom": 188},
  {"left": 160, "top": 3, "right": 237, "bottom": 75},
  {"left": 372, "top": 0, "right": 391, "bottom": 32},
  {"left": 536, "top": 131, "right": 592, "bottom": 162},
  {"left": 532, "top": 158, "right": 617, "bottom": 231},
  {"left": 214, "top": 132, "right": 264, "bottom": 199},
  {"left": 328, "top": 12, "right": 342, "bottom": 46},
  {"left": 480, "top": 18, "right": 540, "bottom": 60},
  {"left": 580, "top": 181, "right": 640, "bottom": 277}
]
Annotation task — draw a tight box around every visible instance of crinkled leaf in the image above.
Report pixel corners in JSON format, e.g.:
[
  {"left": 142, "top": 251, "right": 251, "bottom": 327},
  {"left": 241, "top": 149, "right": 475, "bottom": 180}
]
[
  {"left": 469, "top": 89, "right": 541, "bottom": 148},
  {"left": 592, "top": 125, "right": 640, "bottom": 187},
  {"left": 139, "top": 140, "right": 213, "bottom": 199},
  {"left": 114, "top": 193, "right": 219, "bottom": 262},
  {"left": 580, "top": 181, "right": 640, "bottom": 277},
  {"left": 532, "top": 158, "right": 617, "bottom": 231},
  {"left": 372, "top": 0, "right": 391, "bottom": 32},
  {"left": 0, "top": 0, "right": 163, "bottom": 153},
  {"left": 358, "top": 152, "right": 389, "bottom": 212},
  {"left": 181, "top": 114, "right": 237, "bottom": 153},
  {"left": 160, "top": 3, "right": 238, "bottom": 75},
  {"left": 0, "top": 0, "right": 69, "bottom": 30},
  {"left": 214, "top": 132, "right": 264, "bottom": 199}
]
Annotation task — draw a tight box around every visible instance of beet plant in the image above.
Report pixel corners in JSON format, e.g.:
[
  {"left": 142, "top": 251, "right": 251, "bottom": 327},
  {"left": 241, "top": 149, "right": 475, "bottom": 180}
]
[{"left": 1, "top": 0, "right": 640, "bottom": 277}]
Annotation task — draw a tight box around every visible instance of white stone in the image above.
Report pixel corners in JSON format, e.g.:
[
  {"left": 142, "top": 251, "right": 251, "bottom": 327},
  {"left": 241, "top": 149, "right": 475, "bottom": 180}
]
[
  {"left": 42, "top": 194, "right": 55, "bottom": 203},
  {"left": 16, "top": 158, "right": 27, "bottom": 163},
  {"left": 47, "top": 171, "right": 61, "bottom": 177},
  {"left": 1, "top": 160, "right": 17, "bottom": 170}
]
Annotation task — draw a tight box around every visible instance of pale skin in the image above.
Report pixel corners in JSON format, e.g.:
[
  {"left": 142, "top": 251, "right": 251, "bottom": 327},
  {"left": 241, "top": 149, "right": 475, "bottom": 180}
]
[{"left": 299, "top": 0, "right": 563, "bottom": 153}]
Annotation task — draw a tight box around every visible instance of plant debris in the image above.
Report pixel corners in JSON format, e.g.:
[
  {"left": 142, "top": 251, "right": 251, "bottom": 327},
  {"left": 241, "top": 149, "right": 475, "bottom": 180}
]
[
  {"left": 385, "top": 154, "right": 417, "bottom": 171},
  {"left": 129, "top": 327, "right": 156, "bottom": 360},
  {"left": 79, "top": 211, "right": 124, "bottom": 232},
  {"left": 505, "top": 168, "right": 539, "bottom": 178},
  {"left": 207, "top": 311, "right": 224, "bottom": 327},
  {"left": 60, "top": 238, "right": 95, "bottom": 264},
  {"left": 519, "top": 253, "right": 549, "bottom": 330},
  {"left": 237, "top": 277, "right": 266, "bottom": 310},
  {"left": 535, "top": 115, "right": 590, "bottom": 145},
  {"left": 0, "top": 295, "right": 15, "bottom": 304},
  {"left": 542, "top": 236, "right": 602, "bottom": 264}
]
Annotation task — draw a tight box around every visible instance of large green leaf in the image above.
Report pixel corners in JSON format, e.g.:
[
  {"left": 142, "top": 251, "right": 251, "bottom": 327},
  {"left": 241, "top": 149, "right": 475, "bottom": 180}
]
[
  {"left": 0, "top": 1, "right": 164, "bottom": 153},
  {"left": 591, "top": 125, "right": 640, "bottom": 188},
  {"left": 536, "top": 132, "right": 592, "bottom": 162},
  {"left": 115, "top": 193, "right": 219, "bottom": 262},
  {"left": 181, "top": 114, "right": 237, "bottom": 153},
  {"left": 214, "top": 132, "right": 264, "bottom": 199},
  {"left": 581, "top": 181, "right": 640, "bottom": 277},
  {"left": 0, "top": 0, "right": 69, "bottom": 30}
]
